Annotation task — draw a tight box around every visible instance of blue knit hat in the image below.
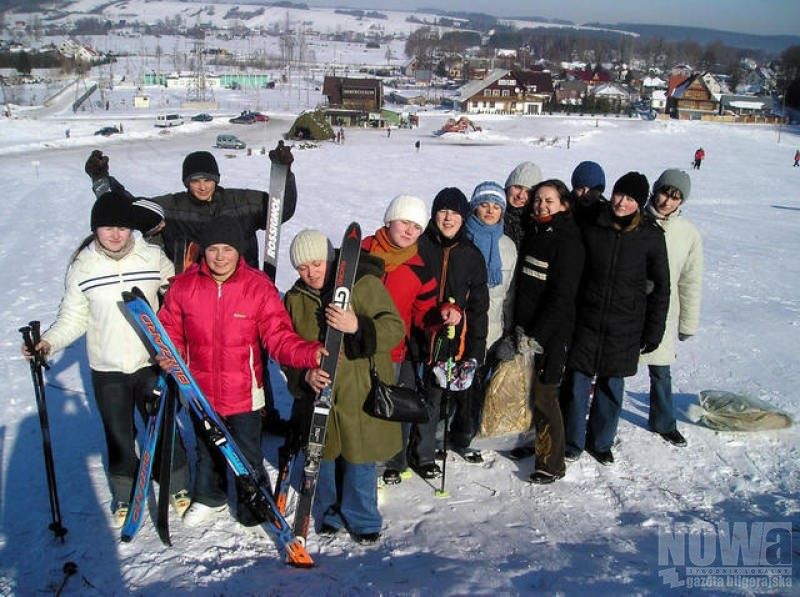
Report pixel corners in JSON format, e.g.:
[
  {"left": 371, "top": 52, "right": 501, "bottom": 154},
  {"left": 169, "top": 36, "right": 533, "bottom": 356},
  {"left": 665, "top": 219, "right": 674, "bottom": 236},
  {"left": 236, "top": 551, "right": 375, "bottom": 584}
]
[
  {"left": 470, "top": 181, "right": 507, "bottom": 213},
  {"left": 571, "top": 161, "right": 606, "bottom": 193}
]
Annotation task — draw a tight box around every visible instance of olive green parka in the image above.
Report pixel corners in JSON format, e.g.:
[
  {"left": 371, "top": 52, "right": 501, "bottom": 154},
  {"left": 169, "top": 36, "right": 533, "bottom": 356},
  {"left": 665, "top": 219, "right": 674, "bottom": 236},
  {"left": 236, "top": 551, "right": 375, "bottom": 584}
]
[{"left": 283, "top": 253, "right": 405, "bottom": 463}]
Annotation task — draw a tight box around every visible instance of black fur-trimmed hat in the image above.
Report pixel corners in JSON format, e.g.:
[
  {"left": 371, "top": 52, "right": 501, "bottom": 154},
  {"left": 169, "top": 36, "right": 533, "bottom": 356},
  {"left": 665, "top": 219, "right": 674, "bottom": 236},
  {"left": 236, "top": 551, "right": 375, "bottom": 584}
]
[{"left": 90, "top": 192, "right": 137, "bottom": 231}]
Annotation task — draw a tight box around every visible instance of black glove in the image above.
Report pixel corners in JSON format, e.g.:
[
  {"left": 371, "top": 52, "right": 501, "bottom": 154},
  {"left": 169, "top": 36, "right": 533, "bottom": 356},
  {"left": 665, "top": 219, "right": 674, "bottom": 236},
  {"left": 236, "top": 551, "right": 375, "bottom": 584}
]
[
  {"left": 85, "top": 150, "right": 109, "bottom": 179},
  {"left": 493, "top": 336, "right": 516, "bottom": 362},
  {"left": 268, "top": 140, "right": 293, "bottom": 166},
  {"left": 678, "top": 333, "right": 692, "bottom": 342},
  {"left": 640, "top": 342, "right": 659, "bottom": 355}
]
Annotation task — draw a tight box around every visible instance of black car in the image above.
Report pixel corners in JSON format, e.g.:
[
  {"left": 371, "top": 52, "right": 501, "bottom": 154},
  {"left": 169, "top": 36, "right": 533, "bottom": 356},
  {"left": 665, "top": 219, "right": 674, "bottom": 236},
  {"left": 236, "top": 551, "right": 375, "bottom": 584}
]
[
  {"left": 94, "top": 126, "right": 120, "bottom": 136},
  {"left": 191, "top": 113, "right": 213, "bottom": 122}
]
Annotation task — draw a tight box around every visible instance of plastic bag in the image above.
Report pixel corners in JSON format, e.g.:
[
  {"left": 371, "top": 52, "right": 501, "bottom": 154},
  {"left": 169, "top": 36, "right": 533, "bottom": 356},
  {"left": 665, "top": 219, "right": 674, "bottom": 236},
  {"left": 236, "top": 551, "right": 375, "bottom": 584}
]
[
  {"left": 479, "top": 351, "right": 533, "bottom": 437},
  {"left": 688, "top": 390, "right": 793, "bottom": 431}
]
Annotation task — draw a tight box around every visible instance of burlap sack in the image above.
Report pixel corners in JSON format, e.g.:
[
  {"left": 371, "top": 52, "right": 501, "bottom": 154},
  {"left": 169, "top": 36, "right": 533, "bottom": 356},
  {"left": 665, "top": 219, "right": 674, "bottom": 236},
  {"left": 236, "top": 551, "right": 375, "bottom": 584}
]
[{"left": 479, "top": 351, "right": 533, "bottom": 437}]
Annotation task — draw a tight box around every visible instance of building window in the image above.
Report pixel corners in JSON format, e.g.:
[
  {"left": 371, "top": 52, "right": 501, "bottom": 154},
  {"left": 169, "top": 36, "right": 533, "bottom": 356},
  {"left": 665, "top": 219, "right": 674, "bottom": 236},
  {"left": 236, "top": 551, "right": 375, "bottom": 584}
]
[
  {"left": 502, "top": 89, "right": 509, "bottom": 96},
  {"left": 489, "top": 101, "right": 495, "bottom": 108}
]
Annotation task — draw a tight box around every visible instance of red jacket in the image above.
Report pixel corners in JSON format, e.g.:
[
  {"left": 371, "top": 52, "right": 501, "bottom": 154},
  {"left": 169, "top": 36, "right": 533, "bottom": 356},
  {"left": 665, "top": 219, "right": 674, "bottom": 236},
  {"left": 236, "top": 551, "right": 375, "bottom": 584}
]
[
  {"left": 159, "top": 257, "right": 321, "bottom": 416},
  {"left": 694, "top": 149, "right": 705, "bottom": 160},
  {"left": 362, "top": 235, "right": 438, "bottom": 362}
]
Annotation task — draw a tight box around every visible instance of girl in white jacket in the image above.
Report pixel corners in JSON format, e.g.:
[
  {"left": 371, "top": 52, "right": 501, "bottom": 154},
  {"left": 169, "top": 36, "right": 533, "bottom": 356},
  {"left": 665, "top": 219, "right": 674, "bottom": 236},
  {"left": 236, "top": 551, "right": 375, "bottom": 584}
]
[
  {"left": 21, "top": 193, "right": 189, "bottom": 527},
  {"left": 641, "top": 169, "right": 703, "bottom": 447}
]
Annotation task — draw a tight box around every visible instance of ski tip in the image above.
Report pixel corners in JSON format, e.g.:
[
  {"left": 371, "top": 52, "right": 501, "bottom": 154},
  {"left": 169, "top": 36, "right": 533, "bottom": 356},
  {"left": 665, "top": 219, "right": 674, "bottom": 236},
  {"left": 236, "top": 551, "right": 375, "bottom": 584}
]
[
  {"left": 285, "top": 540, "right": 315, "bottom": 568},
  {"left": 434, "top": 489, "right": 450, "bottom": 499},
  {"left": 120, "top": 534, "right": 133, "bottom": 543}
]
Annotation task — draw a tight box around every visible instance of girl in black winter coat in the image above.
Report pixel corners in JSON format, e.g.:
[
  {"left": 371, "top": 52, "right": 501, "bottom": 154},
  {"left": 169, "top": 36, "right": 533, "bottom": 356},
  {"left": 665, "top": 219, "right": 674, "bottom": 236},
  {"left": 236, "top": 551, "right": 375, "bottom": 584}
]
[
  {"left": 512, "top": 180, "right": 585, "bottom": 483},
  {"left": 562, "top": 172, "right": 670, "bottom": 465}
]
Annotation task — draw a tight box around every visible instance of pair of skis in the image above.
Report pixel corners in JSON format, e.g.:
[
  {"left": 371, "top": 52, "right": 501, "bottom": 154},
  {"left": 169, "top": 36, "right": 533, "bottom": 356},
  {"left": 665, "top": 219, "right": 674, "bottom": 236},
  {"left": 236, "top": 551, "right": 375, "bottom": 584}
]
[{"left": 122, "top": 289, "right": 314, "bottom": 567}]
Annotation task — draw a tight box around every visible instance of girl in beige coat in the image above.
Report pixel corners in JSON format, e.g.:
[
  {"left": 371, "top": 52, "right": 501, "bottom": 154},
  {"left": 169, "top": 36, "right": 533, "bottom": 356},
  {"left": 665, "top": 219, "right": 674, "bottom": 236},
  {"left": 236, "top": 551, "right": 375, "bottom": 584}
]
[{"left": 641, "top": 169, "right": 703, "bottom": 447}]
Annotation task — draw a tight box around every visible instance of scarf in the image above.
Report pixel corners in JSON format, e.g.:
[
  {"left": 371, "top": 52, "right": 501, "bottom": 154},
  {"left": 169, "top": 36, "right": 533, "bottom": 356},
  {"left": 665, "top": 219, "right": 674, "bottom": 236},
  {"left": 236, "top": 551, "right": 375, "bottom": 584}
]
[
  {"left": 368, "top": 226, "right": 417, "bottom": 273},
  {"left": 503, "top": 204, "right": 527, "bottom": 248},
  {"left": 95, "top": 235, "right": 135, "bottom": 261},
  {"left": 465, "top": 213, "right": 504, "bottom": 287}
]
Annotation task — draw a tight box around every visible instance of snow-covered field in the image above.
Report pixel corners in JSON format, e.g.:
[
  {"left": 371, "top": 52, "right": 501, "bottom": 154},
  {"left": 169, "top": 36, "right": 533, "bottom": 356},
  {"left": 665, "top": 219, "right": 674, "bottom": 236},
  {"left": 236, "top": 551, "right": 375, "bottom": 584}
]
[{"left": 1, "top": 99, "right": 799, "bottom": 594}]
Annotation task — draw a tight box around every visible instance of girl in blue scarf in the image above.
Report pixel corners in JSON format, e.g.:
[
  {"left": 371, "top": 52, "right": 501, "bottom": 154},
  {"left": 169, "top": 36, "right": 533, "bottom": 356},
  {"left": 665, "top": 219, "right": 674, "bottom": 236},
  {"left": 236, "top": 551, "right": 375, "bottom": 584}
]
[{"left": 466, "top": 181, "right": 518, "bottom": 350}]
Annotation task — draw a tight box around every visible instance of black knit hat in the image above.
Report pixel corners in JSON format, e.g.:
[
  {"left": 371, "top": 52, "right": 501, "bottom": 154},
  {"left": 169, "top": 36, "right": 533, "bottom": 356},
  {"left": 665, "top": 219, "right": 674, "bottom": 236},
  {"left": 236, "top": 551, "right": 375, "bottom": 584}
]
[
  {"left": 90, "top": 192, "right": 137, "bottom": 231},
  {"left": 431, "top": 187, "right": 470, "bottom": 219},
  {"left": 612, "top": 171, "right": 650, "bottom": 208},
  {"left": 199, "top": 215, "right": 245, "bottom": 254},
  {"left": 182, "top": 151, "right": 220, "bottom": 186}
]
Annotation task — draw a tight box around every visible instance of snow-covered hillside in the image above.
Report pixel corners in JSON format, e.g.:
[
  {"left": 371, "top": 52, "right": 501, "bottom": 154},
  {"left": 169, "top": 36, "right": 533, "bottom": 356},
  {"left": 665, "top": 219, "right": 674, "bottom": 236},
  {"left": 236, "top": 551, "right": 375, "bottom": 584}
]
[{"left": 0, "top": 83, "right": 798, "bottom": 595}]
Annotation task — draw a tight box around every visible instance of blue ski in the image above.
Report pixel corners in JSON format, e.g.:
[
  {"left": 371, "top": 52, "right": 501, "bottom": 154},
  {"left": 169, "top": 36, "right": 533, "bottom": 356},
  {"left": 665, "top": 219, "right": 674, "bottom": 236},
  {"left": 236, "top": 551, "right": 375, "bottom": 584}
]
[
  {"left": 121, "top": 373, "right": 168, "bottom": 542},
  {"left": 122, "top": 289, "right": 314, "bottom": 568}
]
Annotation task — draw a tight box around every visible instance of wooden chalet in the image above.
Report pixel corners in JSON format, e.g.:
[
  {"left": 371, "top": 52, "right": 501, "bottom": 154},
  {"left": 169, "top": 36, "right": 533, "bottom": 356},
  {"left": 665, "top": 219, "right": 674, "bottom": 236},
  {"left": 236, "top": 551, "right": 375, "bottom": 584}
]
[
  {"left": 667, "top": 74, "right": 720, "bottom": 119},
  {"left": 322, "top": 76, "right": 383, "bottom": 112},
  {"left": 458, "top": 68, "right": 554, "bottom": 115}
]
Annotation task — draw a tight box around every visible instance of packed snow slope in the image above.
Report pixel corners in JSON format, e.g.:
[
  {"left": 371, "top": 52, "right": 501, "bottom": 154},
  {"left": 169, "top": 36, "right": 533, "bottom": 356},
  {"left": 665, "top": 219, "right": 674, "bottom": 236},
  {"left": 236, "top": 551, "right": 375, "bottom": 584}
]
[{"left": 0, "top": 112, "right": 798, "bottom": 595}]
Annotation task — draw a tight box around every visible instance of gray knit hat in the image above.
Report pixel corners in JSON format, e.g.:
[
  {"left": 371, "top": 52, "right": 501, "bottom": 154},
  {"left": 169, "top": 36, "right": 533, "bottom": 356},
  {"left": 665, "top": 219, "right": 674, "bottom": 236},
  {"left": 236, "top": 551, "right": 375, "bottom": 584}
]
[
  {"left": 504, "top": 162, "right": 542, "bottom": 190},
  {"left": 289, "top": 229, "right": 334, "bottom": 269},
  {"left": 652, "top": 169, "right": 691, "bottom": 201}
]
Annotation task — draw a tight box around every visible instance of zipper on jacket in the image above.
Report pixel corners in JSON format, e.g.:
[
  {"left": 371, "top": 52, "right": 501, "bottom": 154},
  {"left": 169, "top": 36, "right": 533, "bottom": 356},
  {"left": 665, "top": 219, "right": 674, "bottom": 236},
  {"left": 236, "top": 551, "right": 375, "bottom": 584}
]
[{"left": 592, "top": 228, "right": 622, "bottom": 375}]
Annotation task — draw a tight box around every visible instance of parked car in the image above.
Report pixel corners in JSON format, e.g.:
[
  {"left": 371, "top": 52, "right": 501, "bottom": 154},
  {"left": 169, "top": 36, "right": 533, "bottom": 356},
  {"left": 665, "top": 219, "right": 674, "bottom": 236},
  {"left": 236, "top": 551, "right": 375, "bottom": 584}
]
[
  {"left": 154, "top": 113, "right": 184, "bottom": 127},
  {"left": 248, "top": 111, "right": 269, "bottom": 122},
  {"left": 229, "top": 112, "right": 256, "bottom": 125},
  {"left": 191, "top": 113, "right": 213, "bottom": 122},
  {"left": 94, "top": 126, "right": 120, "bottom": 136},
  {"left": 215, "top": 134, "right": 246, "bottom": 149}
]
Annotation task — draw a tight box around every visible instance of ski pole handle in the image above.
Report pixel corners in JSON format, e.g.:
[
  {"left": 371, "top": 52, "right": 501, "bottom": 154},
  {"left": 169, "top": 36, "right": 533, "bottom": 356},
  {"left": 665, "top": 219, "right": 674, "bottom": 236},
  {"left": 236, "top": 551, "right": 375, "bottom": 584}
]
[
  {"left": 20, "top": 321, "right": 49, "bottom": 369},
  {"left": 445, "top": 298, "right": 456, "bottom": 339}
]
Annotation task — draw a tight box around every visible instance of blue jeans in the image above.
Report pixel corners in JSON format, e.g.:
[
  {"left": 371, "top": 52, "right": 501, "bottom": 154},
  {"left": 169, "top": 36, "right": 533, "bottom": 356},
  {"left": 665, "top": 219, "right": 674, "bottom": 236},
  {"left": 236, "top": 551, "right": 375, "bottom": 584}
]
[
  {"left": 316, "top": 458, "right": 381, "bottom": 535},
  {"left": 192, "top": 409, "right": 266, "bottom": 523},
  {"left": 564, "top": 371, "right": 625, "bottom": 454},
  {"left": 648, "top": 365, "right": 676, "bottom": 433}
]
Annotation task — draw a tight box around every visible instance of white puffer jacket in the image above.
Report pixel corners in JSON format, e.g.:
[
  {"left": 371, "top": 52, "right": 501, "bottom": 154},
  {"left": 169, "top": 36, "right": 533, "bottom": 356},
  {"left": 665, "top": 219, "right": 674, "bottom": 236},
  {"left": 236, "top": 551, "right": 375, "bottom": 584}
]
[
  {"left": 640, "top": 206, "right": 703, "bottom": 366},
  {"left": 43, "top": 235, "right": 174, "bottom": 373}
]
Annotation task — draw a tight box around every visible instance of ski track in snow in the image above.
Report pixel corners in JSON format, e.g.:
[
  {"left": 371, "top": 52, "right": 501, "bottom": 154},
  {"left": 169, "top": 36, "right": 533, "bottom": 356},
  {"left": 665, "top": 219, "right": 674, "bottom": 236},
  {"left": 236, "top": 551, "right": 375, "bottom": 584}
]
[{"left": 0, "top": 94, "right": 799, "bottom": 594}]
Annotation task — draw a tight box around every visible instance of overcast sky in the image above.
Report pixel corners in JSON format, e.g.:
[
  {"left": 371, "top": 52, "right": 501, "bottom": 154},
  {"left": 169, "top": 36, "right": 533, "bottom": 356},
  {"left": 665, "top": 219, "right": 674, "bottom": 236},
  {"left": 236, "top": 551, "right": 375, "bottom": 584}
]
[{"left": 308, "top": 0, "right": 800, "bottom": 36}]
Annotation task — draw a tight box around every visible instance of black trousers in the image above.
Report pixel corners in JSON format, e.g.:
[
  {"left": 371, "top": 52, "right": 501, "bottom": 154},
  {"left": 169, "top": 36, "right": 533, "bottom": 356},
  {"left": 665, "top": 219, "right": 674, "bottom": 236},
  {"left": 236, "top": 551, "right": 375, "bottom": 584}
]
[{"left": 91, "top": 366, "right": 189, "bottom": 505}]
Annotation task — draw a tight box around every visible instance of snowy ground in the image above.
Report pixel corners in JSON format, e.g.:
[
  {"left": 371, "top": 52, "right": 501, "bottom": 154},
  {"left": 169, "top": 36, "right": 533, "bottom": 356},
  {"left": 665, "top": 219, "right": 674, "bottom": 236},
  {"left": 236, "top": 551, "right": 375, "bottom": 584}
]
[{"left": 0, "top": 104, "right": 799, "bottom": 595}]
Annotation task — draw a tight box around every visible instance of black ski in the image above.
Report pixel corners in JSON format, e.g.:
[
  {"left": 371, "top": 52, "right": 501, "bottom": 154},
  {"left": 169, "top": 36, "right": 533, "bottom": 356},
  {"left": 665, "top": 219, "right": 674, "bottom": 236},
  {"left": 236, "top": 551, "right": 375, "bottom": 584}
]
[
  {"left": 290, "top": 222, "right": 361, "bottom": 540},
  {"left": 262, "top": 142, "right": 291, "bottom": 280},
  {"left": 155, "top": 382, "right": 177, "bottom": 545}
]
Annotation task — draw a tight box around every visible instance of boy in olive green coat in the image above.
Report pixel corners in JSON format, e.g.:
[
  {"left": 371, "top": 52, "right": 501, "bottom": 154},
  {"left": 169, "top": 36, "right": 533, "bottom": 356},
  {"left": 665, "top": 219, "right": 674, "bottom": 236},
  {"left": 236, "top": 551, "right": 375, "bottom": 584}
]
[{"left": 283, "top": 229, "right": 405, "bottom": 544}]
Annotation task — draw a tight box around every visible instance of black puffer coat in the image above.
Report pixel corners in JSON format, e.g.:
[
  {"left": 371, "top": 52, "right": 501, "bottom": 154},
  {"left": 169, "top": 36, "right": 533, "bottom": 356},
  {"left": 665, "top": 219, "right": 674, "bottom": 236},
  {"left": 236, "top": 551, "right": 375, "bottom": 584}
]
[
  {"left": 98, "top": 174, "right": 297, "bottom": 268},
  {"left": 416, "top": 223, "right": 489, "bottom": 364},
  {"left": 514, "top": 211, "right": 585, "bottom": 384},
  {"left": 567, "top": 206, "right": 670, "bottom": 378}
]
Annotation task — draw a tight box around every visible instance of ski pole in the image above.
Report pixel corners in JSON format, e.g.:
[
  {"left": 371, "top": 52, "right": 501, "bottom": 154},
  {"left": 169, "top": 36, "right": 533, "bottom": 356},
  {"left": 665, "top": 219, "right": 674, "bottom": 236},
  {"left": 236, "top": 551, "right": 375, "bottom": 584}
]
[
  {"left": 435, "top": 302, "right": 456, "bottom": 499},
  {"left": 20, "top": 320, "right": 68, "bottom": 542}
]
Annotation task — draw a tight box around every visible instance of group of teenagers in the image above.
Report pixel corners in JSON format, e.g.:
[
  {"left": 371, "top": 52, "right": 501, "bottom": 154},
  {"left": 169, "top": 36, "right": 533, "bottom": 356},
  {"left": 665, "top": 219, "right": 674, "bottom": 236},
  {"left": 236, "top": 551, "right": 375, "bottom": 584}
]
[{"left": 21, "top": 143, "right": 703, "bottom": 547}]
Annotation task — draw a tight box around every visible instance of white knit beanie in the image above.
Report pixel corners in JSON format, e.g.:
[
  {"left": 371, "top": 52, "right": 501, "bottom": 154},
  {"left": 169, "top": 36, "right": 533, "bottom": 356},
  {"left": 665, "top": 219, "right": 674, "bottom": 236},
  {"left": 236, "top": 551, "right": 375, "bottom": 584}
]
[
  {"left": 289, "top": 229, "right": 334, "bottom": 269},
  {"left": 383, "top": 194, "right": 428, "bottom": 229},
  {"left": 504, "top": 161, "right": 542, "bottom": 190}
]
